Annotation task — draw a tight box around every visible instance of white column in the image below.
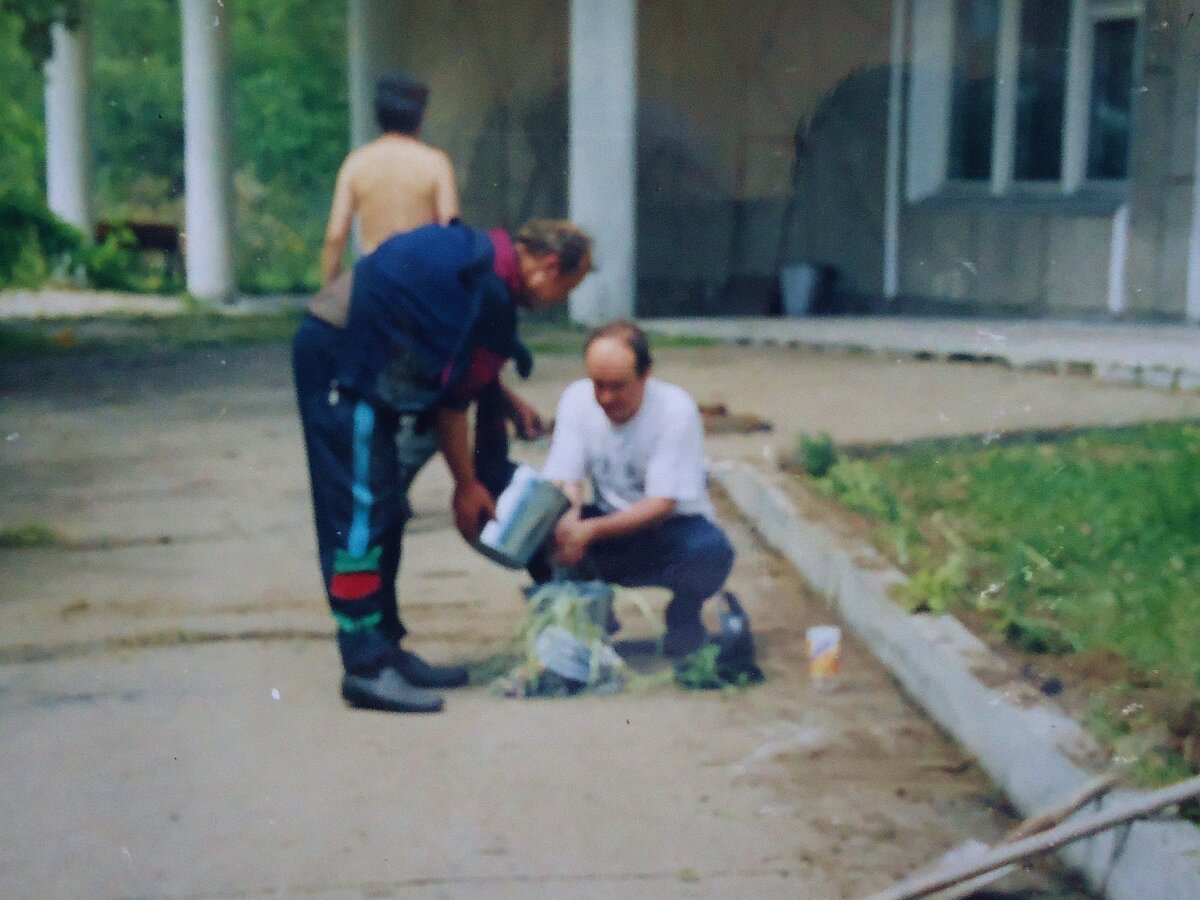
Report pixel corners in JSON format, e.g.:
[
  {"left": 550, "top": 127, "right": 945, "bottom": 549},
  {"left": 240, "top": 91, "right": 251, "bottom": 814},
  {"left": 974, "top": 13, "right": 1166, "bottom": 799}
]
[
  {"left": 568, "top": 0, "right": 636, "bottom": 325},
  {"left": 1060, "top": 0, "right": 1091, "bottom": 194},
  {"left": 1108, "top": 203, "right": 1129, "bottom": 317},
  {"left": 348, "top": 0, "right": 371, "bottom": 150},
  {"left": 181, "top": 0, "right": 235, "bottom": 302},
  {"left": 347, "top": 0, "right": 394, "bottom": 150},
  {"left": 906, "top": 0, "right": 952, "bottom": 201},
  {"left": 990, "top": 0, "right": 1020, "bottom": 195},
  {"left": 44, "top": 20, "right": 93, "bottom": 233},
  {"left": 883, "top": 0, "right": 908, "bottom": 298},
  {"left": 347, "top": 0, "right": 401, "bottom": 256},
  {"left": 1188, "top": 74, "right": 1200, "bottom": 323}
]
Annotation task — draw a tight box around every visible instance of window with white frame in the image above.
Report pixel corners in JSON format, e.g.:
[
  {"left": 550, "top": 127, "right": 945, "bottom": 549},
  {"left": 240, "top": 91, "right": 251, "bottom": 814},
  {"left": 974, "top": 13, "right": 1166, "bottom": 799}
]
[{"left": 906, "top": 0, "right": 1142, "bottom": 200}]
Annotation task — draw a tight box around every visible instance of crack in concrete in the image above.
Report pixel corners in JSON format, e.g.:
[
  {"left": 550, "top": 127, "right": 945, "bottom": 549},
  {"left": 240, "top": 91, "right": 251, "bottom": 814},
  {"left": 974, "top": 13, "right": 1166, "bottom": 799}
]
[
  {"left": 167, "top": 865, "right": 803, "bottom": 898},
  {"left": 0, "top": 628, "right": 332, "bottom": 665}
]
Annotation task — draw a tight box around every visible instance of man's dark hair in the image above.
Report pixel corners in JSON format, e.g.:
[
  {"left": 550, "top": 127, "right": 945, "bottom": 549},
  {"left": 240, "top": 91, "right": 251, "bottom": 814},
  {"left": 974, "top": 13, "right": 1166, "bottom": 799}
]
[
  {"left": 515, "top": 220, "right": 593, "bottom": 278},
  {"left": 375, "top": 72, "right": 429, "bottom": 135},
  {"left": 585, "top": 319, "right": 652, "bottom": 376}
]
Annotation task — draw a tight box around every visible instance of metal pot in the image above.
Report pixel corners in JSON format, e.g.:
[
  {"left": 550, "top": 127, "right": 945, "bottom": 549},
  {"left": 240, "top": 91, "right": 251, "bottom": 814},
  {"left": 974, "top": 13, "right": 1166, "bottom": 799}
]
[{"left": 473, "top": 464, "right": 569, "bottom": 569}]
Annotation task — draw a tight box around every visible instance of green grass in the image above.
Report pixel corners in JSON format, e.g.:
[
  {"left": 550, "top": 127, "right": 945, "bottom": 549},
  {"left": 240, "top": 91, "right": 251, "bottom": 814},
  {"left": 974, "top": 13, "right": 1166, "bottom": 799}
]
[
  {"left": 812, "top": 422, "right": 1200, "bottom": 681},
  {"left": 117, "top": 309, "right": 305, "bottom": 347},
  {"left": 649, "top": 333, "right": 719, "bottom": 349},
  {"left": 0, "top": 323, "right": 62, "bottom": 354},
  {"left": 0, "top": 308, "right": 304, "bottom": 356},
  {"left": 519, "top": 320, "right": 718, "bottom": 358},
  {"left": 0, "top": 524, "right": 60, "bottom": 548},
  {"left": 803, "top": 421, "right": 1200, "bottom": 787},
  {"left": 2, "top": 313, "right": 714, "bottom": 360}
]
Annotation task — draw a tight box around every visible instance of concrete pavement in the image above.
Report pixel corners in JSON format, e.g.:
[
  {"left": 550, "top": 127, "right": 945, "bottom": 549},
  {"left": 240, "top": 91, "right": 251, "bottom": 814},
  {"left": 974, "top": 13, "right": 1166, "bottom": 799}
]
[
  {"left": 644, "top": 315, "right": 1200, "bottom": 390},
  {"left": 0, "top": 338, "right": 1132, "bottom": 899},
  {"left": 7, "top": 301, "right": 1200, "bottom": 896}
]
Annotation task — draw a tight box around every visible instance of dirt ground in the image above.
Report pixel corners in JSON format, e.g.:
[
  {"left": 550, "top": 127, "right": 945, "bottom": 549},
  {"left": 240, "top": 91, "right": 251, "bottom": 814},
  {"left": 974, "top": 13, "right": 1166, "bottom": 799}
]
[{"left": 5, "top": 337, "right": 1196, "bottom": 898}]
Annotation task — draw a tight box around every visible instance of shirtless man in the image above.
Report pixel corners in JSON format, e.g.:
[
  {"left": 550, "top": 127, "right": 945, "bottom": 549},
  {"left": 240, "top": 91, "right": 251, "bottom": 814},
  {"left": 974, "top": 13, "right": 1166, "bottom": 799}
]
[
  {"left": 312, "top": 71, "right": 543, "bottom": 438},
  {"left": 319, "top": 72, "right": 460, "bottom": 288}
]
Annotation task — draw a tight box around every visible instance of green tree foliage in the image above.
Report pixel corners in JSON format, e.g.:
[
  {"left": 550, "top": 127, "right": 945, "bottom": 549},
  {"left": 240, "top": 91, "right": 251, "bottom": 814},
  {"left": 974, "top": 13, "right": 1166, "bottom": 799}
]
[
  {"left": 0, "top": 8, "right": 49, "bottom": 195},
  {"left": 89, "top": 0, "right": 346, "bottom": 293},
  {"left": 90, "top": 0, "right": 184, "bottom": 224},
  {"left": 0, "top": 0, "right": 81, "bottom": 65},
  {"left": 231, "top": 0, "right": 346, "bottom": 293},
  {"left": 3, "top": 0, "right": 347, "bottom": 294},
  {"left": 0, "top": 6, "right": 78, "bottom": 288},
  {"left": 232, "top": 0, "right": 345, "bottom": 198}
]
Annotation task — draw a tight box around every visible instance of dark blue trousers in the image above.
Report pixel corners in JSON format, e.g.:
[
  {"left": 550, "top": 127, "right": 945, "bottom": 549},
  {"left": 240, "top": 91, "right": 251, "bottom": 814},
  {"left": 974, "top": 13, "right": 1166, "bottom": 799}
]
[
  {"left": 293, "top": 314, "right": 523, "bottom": 674},
  {"left": 568, "top": 507, "right": 735, "bottom": 632},
  {"left": 293, "top": 315, "right": 410, "bottom": 673}
]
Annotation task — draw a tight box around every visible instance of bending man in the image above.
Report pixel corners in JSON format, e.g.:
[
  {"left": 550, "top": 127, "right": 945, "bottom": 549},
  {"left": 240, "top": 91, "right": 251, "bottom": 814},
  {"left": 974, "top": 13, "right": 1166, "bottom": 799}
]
[
  {"left": 542, "top": 320, "right": 735, "bottom": 656},
  {"left": 294, "top": 220, "right": 592, "bottom": 713}
]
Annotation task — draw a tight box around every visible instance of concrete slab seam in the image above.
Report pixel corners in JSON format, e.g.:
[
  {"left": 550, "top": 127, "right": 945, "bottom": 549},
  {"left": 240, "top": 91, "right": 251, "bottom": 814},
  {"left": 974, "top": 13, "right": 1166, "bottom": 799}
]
[{"left": 711, "top": 460, "right": 1200, "bottom": 900}]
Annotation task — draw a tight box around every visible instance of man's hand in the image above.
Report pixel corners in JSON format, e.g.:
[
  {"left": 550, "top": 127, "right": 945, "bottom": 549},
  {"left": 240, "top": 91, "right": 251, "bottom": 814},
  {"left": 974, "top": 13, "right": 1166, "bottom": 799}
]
[
  {"left": 503, "top": 386, "right": 546, "bottom": 440},
  {"left": 553, "top": 497, "right": 676, "bottom": 566},
  {"left": 436, "top": 406, "right": 494, "bottom": 540},
  {"left": 452, "top": 479, "right": 496, "bottom": 542},
  {"left": 553, "top": 507, "right": 594, "bottom": 567}
]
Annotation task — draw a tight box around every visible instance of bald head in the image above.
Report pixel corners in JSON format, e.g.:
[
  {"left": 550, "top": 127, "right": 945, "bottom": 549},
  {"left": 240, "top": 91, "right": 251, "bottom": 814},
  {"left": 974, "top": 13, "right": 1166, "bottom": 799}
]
[{"left": 585, "top": 335, "right": 648, "bottom": 424}]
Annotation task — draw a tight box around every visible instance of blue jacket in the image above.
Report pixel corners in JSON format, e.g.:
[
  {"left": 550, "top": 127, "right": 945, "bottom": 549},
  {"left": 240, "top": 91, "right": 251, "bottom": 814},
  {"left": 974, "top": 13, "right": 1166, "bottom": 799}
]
[{"left": 337, "top": 222, "right": 519, "bottom": 413}]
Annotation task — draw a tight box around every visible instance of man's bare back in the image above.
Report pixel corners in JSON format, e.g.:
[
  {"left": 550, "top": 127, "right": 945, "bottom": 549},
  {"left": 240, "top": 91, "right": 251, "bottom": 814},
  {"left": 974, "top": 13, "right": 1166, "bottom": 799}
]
[{"left": 320, "top": 134, "right": 460, "bottom": 283}]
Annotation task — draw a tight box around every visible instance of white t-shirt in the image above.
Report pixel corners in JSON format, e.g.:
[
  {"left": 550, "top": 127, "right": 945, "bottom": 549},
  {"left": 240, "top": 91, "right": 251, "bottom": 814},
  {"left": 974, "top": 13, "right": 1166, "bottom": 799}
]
[{"left": 542, "top": 377, "right": 715, "bottom": 520}]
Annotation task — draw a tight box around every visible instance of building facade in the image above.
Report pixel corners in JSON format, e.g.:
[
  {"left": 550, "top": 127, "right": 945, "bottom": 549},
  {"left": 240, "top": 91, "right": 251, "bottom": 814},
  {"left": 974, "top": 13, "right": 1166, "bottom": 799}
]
[{"left": 44, "top": 0, "right": 1200, "bottom": 322}]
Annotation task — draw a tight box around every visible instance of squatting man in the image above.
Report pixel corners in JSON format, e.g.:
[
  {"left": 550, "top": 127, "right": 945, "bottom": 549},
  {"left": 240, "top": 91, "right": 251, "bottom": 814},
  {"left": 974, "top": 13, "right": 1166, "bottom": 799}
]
[{"left": 542, "top": 320, "right": 736, "bottom": 657}]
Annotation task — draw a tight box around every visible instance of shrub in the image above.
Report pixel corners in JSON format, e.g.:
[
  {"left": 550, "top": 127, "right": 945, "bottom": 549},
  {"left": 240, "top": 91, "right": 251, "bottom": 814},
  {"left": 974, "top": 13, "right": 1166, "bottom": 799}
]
[
  {"left": 234, "top": 166, "right": 322, "bottom": 294},
  {"left": 0, "top": 191, "right": 84, "bottom": 288},
  {"left": 81, "top": 223, "right": 185, "bottom": 293},
  {"left": 83, "top": 226, "right": 140, "bottom": 290}
]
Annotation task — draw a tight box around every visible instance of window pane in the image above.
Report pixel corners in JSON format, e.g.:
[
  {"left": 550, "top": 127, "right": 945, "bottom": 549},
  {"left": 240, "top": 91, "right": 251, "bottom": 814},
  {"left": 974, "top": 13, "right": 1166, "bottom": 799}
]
[
  {"left": 1014, "top": 0, "right": 1069, "bottom": 181},
  {"left": 948, "top": 0, "right": 999, "bottom": 181},
  {"left": 1087, "top": 18, "right": 1137, "bottom": 180}
]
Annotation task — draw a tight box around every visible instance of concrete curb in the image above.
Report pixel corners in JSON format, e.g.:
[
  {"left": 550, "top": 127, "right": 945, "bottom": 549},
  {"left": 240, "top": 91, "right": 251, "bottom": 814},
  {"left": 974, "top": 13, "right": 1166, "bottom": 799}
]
[{"left": 713, "top": 460, "right": 1200, "bottom": 900}]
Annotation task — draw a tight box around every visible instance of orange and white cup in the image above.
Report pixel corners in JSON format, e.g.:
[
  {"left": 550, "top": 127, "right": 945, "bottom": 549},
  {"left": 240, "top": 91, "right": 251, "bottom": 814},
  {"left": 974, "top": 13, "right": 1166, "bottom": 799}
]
[{"left": 806, "top": 625, "right": 842, "bottom": 689}]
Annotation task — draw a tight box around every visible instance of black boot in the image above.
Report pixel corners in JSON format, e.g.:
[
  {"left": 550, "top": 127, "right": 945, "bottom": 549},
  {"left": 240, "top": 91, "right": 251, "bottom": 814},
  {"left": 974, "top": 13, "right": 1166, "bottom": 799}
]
[
  {"left": 341, "top": 668, "right": 444, "bottom": 713},
  {"left": 397, "top": 648, "right": 470, "bottom": 689},
  {"left": 714, "top": 591, "right": 764, "bottom": 683}
]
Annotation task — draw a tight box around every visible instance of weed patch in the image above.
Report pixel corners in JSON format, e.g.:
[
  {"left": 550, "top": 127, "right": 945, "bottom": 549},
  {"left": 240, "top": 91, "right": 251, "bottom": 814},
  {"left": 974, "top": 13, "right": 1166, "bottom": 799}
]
[
  {"left": 796, "top": 422, "right": 1200, "bottom": 787},
  {"left": 0, "top": 524, "right": 60, "bottom": 548},
  {"left": 796, "top": 431, "right": 837, "bottom": 478}
]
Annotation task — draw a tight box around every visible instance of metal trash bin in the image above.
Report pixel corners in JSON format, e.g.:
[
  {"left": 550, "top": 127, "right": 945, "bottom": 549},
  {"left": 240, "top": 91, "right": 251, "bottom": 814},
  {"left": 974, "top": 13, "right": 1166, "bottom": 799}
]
[
  {"left": 779, "top": 263, "right": 837, "bottom": 315},
  {"left": 780, "top": 264, "right": 819, "bottom": 316}
]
